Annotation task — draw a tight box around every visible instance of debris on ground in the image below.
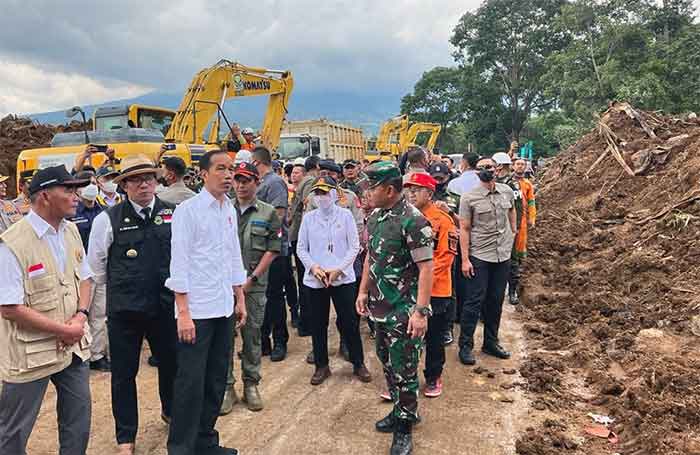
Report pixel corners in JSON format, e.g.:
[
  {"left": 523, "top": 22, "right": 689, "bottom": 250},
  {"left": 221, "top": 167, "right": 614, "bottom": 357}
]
[
  {"left": 0, "top": 115, "right": 88, "bottom": 197},
  {"left": 517, "top": 102, "right": 700, "bottom": 455}
]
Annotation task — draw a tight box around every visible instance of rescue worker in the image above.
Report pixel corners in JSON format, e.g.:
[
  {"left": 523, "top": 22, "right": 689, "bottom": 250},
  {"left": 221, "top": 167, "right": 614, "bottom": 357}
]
[
  {"left": 0, "top": 173, "right": 23, "bottom": 234},
  {"left": 88, "top": 155, "right": 177, "bottom": 455},
  {"left": 95, "top": 164, "right": 122, "bottom": 208},
  {"left": 340, "top": 159, "right": 362, "bottom": 196},
  {"left": 356, "top": 161, "right": 434, "bottom": 455},
  {"left": 251, "top": 146, "right": 291, "bottom": 362},
  {"left": 220, "top": 162, "right": 281, "bottom": 414},
  {"left": 509, "top": 158, "right": 537, "bottom": 305},
  {"left": 12, "top": 170, "right": 34, "bottom": 215},
  {"left": 241, "top": 127, "right": 257, "bottom": 151},
  {"left": 297, "top": 176, "right": 371, "bottom": 385},
  {"left": 458, "top": 157, "right": 517, "bottom": 366},
  {"left": 157, "top": 156, "right": 196, "bottom": 206},
  {"left": 0, "top": 166, "right": 93, "bottom": 455},
  {"left": 404, "top": 173, "right": 457, "bottom": 398},
  {"left": 69, "top": 175, "right": 109, "bottom": 372},
  {"left": 288, "top": 155, "right": 321, "bottom": 338},
  {"left": 166, "top": 149, "right": 247, "bottom": 455}
]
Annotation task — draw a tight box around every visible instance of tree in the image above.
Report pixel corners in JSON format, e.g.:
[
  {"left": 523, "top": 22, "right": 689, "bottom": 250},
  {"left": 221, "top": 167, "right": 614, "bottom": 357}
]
[{"left": 450, "top": 0, "right": 569, "bottom": 144}]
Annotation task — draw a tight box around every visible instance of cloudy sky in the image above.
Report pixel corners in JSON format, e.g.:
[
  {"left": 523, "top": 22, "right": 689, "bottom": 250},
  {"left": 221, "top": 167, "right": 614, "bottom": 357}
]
[
  {"left": 0, "top": 0, "right": 478, "bottom": 116},
  {"left": 1, "top": 0, "right": 698, "bottom": 117}
]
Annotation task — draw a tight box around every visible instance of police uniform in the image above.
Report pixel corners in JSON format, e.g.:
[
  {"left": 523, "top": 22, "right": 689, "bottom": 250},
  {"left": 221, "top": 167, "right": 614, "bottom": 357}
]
[
  {"left": 364, "top": 162, "right": 434, "bottom": 446},
  {"left": 223, "top": 193, "right": 281, "bottom": 412},
  {"left": 0, "top": 199, "right": 22, "bottom": 234},
  {"left": 87, "top": 157, "right": 176, "bottom": 447},
  {"left": 12, "top": 193, "right": 31, "bottom": 216}
]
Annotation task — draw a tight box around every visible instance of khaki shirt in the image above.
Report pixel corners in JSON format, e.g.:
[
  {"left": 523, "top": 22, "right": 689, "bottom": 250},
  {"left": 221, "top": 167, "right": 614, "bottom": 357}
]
[
  {"left": 235, "top": 198, "right": 282, "bottom": 293},
  {"left": 157, "top": 181, "right": 196, "bottom": 206},
  {"left": 0, "top": 200, "right": 22, "bottom": 234},
  {"left": 459, "top": 183, "right": 515, "bottom": 263},
  {"left": 289, "top": 175, "right": 316, "bottom": 242}
]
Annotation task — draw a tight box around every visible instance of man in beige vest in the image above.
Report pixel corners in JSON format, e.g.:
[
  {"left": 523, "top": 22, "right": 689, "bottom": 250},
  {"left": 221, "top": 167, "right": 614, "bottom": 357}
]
[{"left": 0, "top": 165, "right": 94, "bottom": 455}]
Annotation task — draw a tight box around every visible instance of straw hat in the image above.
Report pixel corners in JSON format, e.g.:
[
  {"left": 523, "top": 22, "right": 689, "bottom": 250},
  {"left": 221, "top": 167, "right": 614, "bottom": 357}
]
[{"left": 113, "top": 155, "right": 163, "bottom": 183}]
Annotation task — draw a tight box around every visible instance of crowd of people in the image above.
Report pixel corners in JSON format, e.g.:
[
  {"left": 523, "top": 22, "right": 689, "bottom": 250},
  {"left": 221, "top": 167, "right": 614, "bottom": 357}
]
[{"left": 0, "top": 138, "right": 537, "bottom": 455}]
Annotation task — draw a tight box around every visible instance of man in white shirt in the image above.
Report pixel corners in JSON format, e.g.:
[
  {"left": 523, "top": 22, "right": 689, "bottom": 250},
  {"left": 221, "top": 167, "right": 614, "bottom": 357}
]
[
  {"left": 0, "top": 166, "right": 93, "bottom": 455},
  {"left": 166, "top": 149, "right": 247, "bottom": 455},
  {"left": 297, "top": 176, "right": 371, "bottom": 386}
]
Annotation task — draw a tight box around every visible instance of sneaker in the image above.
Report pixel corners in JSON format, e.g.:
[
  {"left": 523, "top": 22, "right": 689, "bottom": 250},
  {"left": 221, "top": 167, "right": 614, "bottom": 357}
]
[
  {"left": 380, "top": 389, "right": 391, "bottom": 401},
  {"left": 442, "top": 328, "right": 454, "bottom": 346},
  {"left": 424, "top": 377, "right": 443, "bottom": 398}
]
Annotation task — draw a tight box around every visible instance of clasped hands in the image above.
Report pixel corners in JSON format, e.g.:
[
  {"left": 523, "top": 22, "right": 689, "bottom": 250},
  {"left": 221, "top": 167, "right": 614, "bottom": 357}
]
[{"left": 310, "top": 265, "right": 343, "bottom": 288}]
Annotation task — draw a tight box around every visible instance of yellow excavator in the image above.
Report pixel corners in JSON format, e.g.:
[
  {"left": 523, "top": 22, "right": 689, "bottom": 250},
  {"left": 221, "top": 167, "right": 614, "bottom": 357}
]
[
  {"left": 16, "top": 60, "right": 293, "bottom": 180},
  {"left": 401, "top": 122, "right": 442, "bottom": 152},
  {"left": 372, "top": 115, "right": 441, "bottom": 160}
]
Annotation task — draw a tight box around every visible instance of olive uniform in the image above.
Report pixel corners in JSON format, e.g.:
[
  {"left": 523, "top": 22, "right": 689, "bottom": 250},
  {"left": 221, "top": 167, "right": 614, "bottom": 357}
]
[
  {"left": 228, "top": 198, "right": 282, "bottom": 388},
  {"left": 365, "top": 162, "right": 434, "bottom": 424}
]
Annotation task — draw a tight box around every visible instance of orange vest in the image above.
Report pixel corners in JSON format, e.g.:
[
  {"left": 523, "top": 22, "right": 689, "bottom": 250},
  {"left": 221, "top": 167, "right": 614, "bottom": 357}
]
[{"left": 421, "top": 203, "right": 457, "bottom": 298}]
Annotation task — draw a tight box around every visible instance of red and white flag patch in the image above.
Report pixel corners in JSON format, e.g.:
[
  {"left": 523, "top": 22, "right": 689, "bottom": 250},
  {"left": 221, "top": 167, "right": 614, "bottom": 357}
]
[
  {"left": 162, "top": 214, "right": 172, "bottom": 223},
  {"left": 28, "top": 263, "right": 46, "bottom": 278}
]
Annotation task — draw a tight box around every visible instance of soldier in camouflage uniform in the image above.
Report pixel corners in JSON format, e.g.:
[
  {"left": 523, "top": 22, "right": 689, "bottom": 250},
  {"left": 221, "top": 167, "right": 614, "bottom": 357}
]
[
  {"left": 220, "top": 162, "right": 282, "bottom": 415},
  {"left": 356, "top": 161, "right": 434, "bottom": 455}
]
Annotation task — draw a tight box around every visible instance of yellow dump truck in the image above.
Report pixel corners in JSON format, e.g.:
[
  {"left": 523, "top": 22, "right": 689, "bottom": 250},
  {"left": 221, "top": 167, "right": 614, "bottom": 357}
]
[{"left": 278, "top": 119, "right": 366, "bottom": 163}]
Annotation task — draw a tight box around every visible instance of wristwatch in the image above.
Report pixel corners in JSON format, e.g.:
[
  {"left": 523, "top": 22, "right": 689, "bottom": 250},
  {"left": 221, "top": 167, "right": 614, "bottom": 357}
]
[
  {"left": 415, "top": 305, "right": 433, "bottom": 318},
  {"left": 250, "top": 274, "right": 259, "bottom": 283},
  {"left": 76, "top": 308, "right": 90, "bottom": 318}
]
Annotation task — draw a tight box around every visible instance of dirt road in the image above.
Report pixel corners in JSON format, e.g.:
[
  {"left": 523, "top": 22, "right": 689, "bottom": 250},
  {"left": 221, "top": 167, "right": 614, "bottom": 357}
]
[{"left": 28, "top": 306, "right": 528, "bottom": 455}]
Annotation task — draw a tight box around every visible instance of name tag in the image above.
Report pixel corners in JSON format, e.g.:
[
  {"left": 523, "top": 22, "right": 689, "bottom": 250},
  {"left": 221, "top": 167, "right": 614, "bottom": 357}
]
[
  {"left": 28, "top": 263, "right": 46, "bottom": 278},
  {"left": 119, "top": 225, "right": 140, "bottom": 232}
]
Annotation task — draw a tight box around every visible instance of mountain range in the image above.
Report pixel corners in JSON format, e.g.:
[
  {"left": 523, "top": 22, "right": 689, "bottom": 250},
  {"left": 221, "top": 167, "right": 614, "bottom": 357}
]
[{"left": 29, "top": 90, "right": 404, "bottom": 136}]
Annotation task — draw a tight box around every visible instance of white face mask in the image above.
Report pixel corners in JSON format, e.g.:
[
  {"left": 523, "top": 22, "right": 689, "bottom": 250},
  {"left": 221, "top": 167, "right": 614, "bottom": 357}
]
[
  {"left": 101, "top": 180, "right": 118, "bottom": 194},
  {"left": 81, "top": 184, "right": 98, "bottom": 201},
  {"left": 314, "top": 194, "right": 333, "bottom": 211}
]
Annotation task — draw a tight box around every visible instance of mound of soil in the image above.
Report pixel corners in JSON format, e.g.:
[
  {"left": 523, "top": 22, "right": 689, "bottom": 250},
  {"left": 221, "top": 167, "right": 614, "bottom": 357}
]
[
  {"left": 0, "top": 115, "right": 88, "bottom": 197},
  {"left": 518, "top": 102, "right": 700, "bottom": 455}
]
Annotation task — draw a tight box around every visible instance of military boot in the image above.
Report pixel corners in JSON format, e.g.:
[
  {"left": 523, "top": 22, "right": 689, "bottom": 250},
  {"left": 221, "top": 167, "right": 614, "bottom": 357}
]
[
  {"left": 219, "top": 386, "right": 239, "bottom": 415},
  {"left": 242, "top": 383, "right": 264, "bottom": 412},
  {"left": 390, "top": 419, "right": 413, "bottom": 455},
  {"left": 375, "top": 411, "right": 396, "bottom": 433}
]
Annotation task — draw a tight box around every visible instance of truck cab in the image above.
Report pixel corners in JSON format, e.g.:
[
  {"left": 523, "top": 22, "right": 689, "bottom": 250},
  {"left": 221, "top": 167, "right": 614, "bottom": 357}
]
[
  {"left": 93, "top": 104, "right": 176, "bottom": 136},
  {"left": 276, "top": 134, "right": 322, "bottom": 161}
]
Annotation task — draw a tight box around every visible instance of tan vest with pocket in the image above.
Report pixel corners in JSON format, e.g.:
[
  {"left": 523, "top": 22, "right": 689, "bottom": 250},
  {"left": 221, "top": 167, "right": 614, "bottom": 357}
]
[{"left": 0, "top": 218, "right": 91, "bottom": 383}]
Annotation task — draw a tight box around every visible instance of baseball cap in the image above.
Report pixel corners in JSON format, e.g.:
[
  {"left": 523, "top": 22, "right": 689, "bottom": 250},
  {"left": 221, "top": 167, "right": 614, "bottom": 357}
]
[
  {"left": 0, "top": 174, "right": 8, "bottom": 184},
  {"left": 343, "top": 159, "right": 359, "bottom": 169},
  {"left": 233, "top": 162, "right": 259, "bottom": 180},
  {"left": 293, "top": 157, "right": 306, "bottom": 167},
  {"left": 319, "top": 160, "right": 342, "bottom": 174},
  {"left": 403, "top": 172, "right": 437, "bottom": 191},
  {"left": 19, "top": 170, "right": 36, "bottom": 182},
  {"left": 96, "top": 164, "right": 119, "bottom": 178},
  {"left": 311, "top": 176, "right": 337, "bottom": 193},
  {"left": 29, "top": 165, "right": 90, "bottom": 195},
  {"left": 272, "top": 160, "right": 282, "bottom": 171},
  {"left": 364, "top": 161, "right": 401, "bottom": 188},
  {"left": 492, "top": 152, "right": 512, "bottom": 165},
  {"left": 428, "top": 162, "right": 450, "bottom": 178}
]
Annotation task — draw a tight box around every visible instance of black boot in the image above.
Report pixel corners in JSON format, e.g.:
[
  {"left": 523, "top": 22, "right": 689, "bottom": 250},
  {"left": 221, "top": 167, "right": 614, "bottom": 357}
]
[
  {"left": 375, "top": 411, "right": 395, "bottom": 433},
  {"left": 390, "top": 419, "right": 413, "bottom": 455},
  {"left": 509, "top": 289, "right": 520, "bottom": 305}
]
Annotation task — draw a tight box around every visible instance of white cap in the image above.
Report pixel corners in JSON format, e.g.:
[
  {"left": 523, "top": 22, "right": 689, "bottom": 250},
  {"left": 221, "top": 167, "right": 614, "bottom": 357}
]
[
  {"left": 242, "top": 127, "right": 255, "bottom": 135},
  {"left": 293, "top": 157, "right": 306, "bottom": 166},
  {"left": 492, "top": 152, "right": 512, "bottom": 165},
  {"left": 235, "top": 150, "right": 252, "bottom": 163}
]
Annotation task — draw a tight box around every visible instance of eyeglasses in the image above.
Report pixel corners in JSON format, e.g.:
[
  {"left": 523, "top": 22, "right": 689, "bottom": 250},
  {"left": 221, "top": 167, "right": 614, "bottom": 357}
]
[
  {"left": 476, "top": 165, "right": 495, "bottom": 171},
  {"left": 126, "top": 174, "right": 156, "bottom": 184}
]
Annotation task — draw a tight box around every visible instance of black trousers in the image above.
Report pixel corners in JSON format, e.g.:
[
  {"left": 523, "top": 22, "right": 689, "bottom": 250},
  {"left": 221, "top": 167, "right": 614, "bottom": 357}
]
[
  {"left": 168, "top": 316, "right": 233, "bottom": 455},
  {"left": 424, "top": 297, "right": 451, "bottom": 382},
  {"left": 282, "top": 254, "right": 299, "bottom": 319},
  {"left": 452, "top": 248, "right": 468, "bottom": 325},
  {"left": 262, "top": 255, "right": 290, "bottom": 349},
  {"left": 458, "top": 256, "right": 510, "bottom": 350},
  {"left": 292, "top": 241, "right": 310, "bottom": 332},
  {"left": 509, "top": 256, "right": 521, "bottom": 295},
  {"left": 307, "top": 284, "right": 365, "bottom": 368},
  {"left": 108, "top": 309, "right": 177, "bottom": 444}
]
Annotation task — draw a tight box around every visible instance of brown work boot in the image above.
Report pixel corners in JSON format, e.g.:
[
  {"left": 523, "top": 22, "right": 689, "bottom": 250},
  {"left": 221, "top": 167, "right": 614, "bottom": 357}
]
[
  {"left": 219, "top": 386, "right": 239, "bottom": 415},
  {"left": 117, "top": 443, "right": 135, "bottom": 455},
  {"left": 242, "top": 383, "right": 264, "bottom": 412},
  {"left": 310, "top": 366, "right": 331, "bottom": 385},
  {"left": 353, "top": 364, "right": 372, "bottom": 383}
]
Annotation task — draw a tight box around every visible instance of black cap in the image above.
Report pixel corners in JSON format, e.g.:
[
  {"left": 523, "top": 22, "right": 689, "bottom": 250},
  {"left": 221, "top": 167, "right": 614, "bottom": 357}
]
[
  {"left": 233, "top": 161, "right": 259, "bottom": 180},
  {"left": 272, "top": 160, "right": 282, "bottom": 170},
  {"left": 343, "top": 159, "right": 359, "bottom": 169},
  {"left": 319, "top": 159, "right": 341, "bottom": 174},
  {"left": 162, "top": 156, "right": 187, "bottom": 177},
  {"left": 96, "top": 164, "right": 119, "bottom": 178},
  {"left": 19, "top": 169, "right": 36, "bottom": 181},
  {"left": 29, "top": 166, "right": 90, "bottom": 195},
  {"left": 428, "top": 162, "right": 450, "bottom": 177}
]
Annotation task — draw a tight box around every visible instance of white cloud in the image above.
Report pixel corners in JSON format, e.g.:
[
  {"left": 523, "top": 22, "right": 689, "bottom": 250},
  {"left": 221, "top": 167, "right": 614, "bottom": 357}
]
[{"left": 0, "top": 0, "right": 478, "bottom": 114}]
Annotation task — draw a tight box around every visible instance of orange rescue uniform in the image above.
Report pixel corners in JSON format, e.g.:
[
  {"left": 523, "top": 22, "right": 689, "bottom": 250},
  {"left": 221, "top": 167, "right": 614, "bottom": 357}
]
[
  {"left": 420, "top": 203, "right": 458, "bottom": 297},
  {"left": 514, "top": 177, "right": 536, "bottom": 258}
]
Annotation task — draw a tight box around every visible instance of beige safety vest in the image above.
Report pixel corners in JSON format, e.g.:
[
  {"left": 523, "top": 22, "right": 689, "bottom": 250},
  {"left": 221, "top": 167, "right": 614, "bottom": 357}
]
[{"left": 0, "top": 218, "right": 91, "bottom": 383}]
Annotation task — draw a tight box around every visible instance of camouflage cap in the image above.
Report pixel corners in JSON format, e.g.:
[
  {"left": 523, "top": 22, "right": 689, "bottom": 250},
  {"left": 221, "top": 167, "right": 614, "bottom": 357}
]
[{"left": 364, "top": 161, "right": 401, "bottom": 188}]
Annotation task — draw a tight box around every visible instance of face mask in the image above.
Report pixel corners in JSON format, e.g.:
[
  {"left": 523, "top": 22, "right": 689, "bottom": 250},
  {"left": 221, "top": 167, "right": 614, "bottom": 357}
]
[
  {"left": 436, "top": 181, "right": 447, "bottom": 192},
  {"left": 102, "top": 180, "right": 118, "bottom": 194},
  {"left": 81, "top": 184, "right": 98, "bottom": 201},
  {"left": 314, "top": 194, "right": 333, "bottom": 211},
  {"left": 478, "top": 169, "right": 495, "bottom": 183}
]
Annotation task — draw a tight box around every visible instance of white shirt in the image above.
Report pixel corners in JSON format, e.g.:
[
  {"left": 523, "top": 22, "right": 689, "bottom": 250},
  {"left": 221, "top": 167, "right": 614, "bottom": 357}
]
[
  {"left": 296, "top": 206, "right": 360, "bottom": 289},
  {"left": 0, "top": 211, "right": 93, "bottom": 306},
  {"left": 88, "top": 198, "right": 156, "bottom": 285},
  {"left": 165, "top": 188, "right": 247, "bottom": 319},
  {"left": 448, "top": 170, "right": 481, "bottom": 195}
]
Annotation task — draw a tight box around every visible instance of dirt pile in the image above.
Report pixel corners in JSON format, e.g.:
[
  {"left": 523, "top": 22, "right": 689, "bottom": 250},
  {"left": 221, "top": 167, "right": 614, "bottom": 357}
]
[
  {"left": 518, "top": 102, "right": 700, "bottom": 455},
  {"left": 0, "top": 115, "right": 88, "bottom": 197}
]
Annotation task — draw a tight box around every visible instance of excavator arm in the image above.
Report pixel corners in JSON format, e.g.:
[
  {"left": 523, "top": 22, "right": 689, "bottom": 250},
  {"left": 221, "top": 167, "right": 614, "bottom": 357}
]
[
  {"left": 375, "top": 114, "right": 408, "bottom": 156},
  {"left": 166, "top": 60, "right": 293, "bottom": 151},
  {"left": 401, "top": 122, "right": 442, "bottom": 152}
]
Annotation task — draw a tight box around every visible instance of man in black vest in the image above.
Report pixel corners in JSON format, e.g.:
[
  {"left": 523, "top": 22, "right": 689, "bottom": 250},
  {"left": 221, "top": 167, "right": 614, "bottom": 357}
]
[{"left": 87, "top": 155, "right": 177, "bottom": 455}]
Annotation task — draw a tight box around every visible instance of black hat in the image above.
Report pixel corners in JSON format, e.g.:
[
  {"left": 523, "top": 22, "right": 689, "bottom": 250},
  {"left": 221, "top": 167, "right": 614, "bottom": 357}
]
[
  {"left": 233, "top": 161, "right": 259, "bottom": 180},
  {"left": 29, "top": 166, "right": 90, "bottom": 195},
  {"left": 311, "top": 176, "right": 338, "bottom": 193},
  {"left": 96, "top": 164, "right": 119, "bottom": 178},
  {"left": 319, "top": 159, "right": 341, "bottom": 174},
  {"left": 343, "top": 159, "right": 359, "bottom": 169},
  {"left": 428, "top": 162, "right": 450, "bottom": 178},
  {"left": 19, "top": 169, "right": 36, "bottom": 182}
]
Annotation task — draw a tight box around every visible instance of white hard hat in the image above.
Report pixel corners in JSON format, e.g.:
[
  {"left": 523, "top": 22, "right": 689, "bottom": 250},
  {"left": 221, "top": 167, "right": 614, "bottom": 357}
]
[
  {"left": 242, "top": 127, "right": 255, "bottom": 135},
  {"left": 293, "top": 157, "right": 306, "bottom": 166},
  {"left": 235, "top": 150, "right": 252, "bottom": 163},
  {"left": 492, "top": 152, "right": 512, "bottom": 165}
]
